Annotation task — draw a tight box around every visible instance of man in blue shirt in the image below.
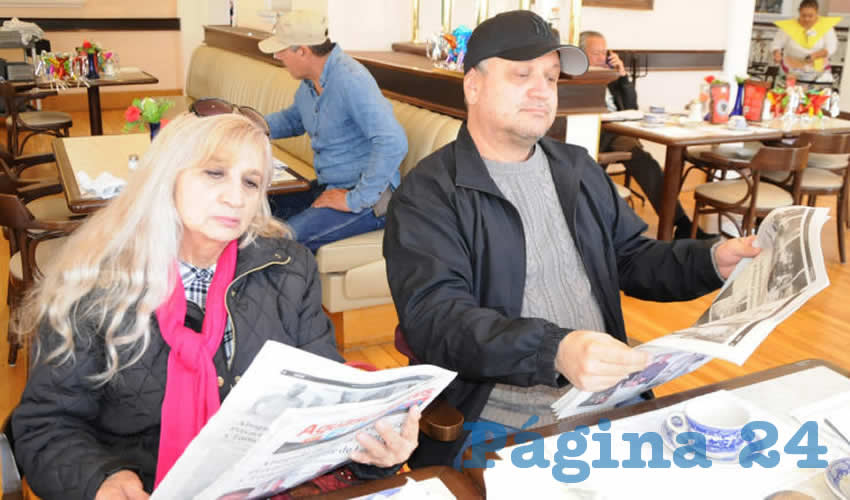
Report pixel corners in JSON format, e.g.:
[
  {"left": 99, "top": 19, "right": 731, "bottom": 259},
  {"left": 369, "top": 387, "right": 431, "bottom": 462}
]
[{"left": 259, "top": 10, "right": 408, "bottom": 252}]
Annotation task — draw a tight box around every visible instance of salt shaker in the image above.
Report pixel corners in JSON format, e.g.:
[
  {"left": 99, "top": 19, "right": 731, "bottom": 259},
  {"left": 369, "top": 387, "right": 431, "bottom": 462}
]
[{"left": 128, "top": 154, "right": 139, "bottom": 170}]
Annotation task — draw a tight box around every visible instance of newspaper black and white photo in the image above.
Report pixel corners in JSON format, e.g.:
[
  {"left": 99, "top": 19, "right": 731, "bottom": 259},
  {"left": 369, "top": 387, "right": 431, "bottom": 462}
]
[
  {"left": 553, "top": 206, "right": 831, "bottom": 418},
  {"left": 151, "top": 341, "right": 456, "bottom": 500}
]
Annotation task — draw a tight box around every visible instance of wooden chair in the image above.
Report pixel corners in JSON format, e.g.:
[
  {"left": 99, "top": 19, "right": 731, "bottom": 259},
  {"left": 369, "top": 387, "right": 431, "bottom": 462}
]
[
  {"left": 690, "top": 142, "right": 810, "bottom": 238},
  {"left": 682, "top": 142, "right": 763, "bottom": 189},
  {"left": 761, "top": 132, "right": 849, "bottom": 263},
  {"left": 1, "top": 81, "right": 72, "bottom": 158},
  {"left": 0, "top": 194, "right": 81, "bottom": 365},
  {"left": 597, "top": 151, "right": 646, "bottom": 207}
]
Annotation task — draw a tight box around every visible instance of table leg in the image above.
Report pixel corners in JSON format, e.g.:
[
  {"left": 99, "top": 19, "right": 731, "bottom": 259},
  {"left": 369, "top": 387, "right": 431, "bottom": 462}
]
[
  {"left": 657, "top": 145, "right": 685, "bottom": 241},
  {"left": 87, "top": 86, "right": 103, "bottom": 136}
]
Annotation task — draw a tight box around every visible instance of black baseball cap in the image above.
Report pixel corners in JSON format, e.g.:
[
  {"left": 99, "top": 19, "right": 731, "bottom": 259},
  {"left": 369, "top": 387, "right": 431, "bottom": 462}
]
[{"left": 464, "top": 10, "right": 589, "bottom": 76}]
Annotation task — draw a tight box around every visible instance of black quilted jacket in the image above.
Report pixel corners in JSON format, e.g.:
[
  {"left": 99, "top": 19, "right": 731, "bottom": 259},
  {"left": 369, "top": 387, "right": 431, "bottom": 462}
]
[{"left": 11, "top": 237, "right": 377, "bottom": 499}]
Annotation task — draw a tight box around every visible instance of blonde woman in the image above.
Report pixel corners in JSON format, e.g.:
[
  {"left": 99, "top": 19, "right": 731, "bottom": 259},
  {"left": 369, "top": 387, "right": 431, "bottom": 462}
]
[{"left": 11, "top": 107, "right": 419, "bottom": 500}]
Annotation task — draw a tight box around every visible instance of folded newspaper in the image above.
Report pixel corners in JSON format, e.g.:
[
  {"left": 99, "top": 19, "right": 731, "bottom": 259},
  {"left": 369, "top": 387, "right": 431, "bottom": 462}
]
[
  {"left": 152, "top": 341, "right": 456, "bottom": 499},
  {"left": 553, "top": 206, "right": 831, "bottom": 418}
]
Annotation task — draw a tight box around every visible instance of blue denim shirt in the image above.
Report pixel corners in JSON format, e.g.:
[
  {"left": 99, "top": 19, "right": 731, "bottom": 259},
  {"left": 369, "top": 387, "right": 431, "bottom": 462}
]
[{"left": 265, "top": 45, "right": 408, "bottom": 213}]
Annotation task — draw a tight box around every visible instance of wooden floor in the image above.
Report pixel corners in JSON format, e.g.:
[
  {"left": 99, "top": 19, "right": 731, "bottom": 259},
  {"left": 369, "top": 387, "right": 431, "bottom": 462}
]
[{"left": 1, "top": 109, "right": 849, "bottom": 433}]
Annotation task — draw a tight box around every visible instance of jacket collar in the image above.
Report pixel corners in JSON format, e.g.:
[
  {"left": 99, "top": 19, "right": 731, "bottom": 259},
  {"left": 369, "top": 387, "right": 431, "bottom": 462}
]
[
  {"left": 453, "top": 122, "right": 583, "bottom": 213},
  {"left": 233, "top": 236, "right": 293, "bottom": 277}
]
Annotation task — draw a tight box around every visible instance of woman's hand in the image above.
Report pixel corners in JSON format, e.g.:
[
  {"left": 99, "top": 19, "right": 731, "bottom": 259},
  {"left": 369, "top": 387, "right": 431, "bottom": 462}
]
[
  {"left": 95, "top": 470, "right": 149, "bottom": 500},
  {"left": 350, "top": 405, "right": 420, "bottom": 467}
]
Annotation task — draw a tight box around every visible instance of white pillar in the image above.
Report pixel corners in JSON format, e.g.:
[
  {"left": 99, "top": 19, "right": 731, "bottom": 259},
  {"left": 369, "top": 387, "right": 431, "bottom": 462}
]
[
  {"left": 840, "top": 29, "right": 850, "bottom": 113},
  {"left": 723, "top": 0, "right": 756, "bottom": 83}
]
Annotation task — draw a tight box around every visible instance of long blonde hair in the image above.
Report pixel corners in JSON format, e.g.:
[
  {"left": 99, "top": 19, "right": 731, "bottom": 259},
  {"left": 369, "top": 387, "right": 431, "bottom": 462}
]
[{"left": 16, "top": 112, "right": 288, "bottom": 383}]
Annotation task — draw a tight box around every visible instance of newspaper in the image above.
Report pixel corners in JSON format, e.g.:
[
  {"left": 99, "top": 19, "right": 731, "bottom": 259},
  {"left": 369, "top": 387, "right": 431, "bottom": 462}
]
[
  {"left": 553, "top": 206, "right": 830, "bottom": 418},
  {"left": 152, "top": 341, "right": 456, "bottom": 500}
]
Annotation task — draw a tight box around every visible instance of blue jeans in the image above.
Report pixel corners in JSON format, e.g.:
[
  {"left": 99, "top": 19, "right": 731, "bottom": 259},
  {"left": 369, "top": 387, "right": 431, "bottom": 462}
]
[{"left": 270, "top": 184, "right": 385, "bottom": 253}]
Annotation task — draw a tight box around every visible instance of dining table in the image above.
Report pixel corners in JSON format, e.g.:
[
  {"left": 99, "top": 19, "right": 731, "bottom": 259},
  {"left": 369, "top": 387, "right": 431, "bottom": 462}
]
[
  {"left": 602, "top": 115, "right": 850, "bottom": 240},
  {"left": 33, "top": 69, "right": 159, "bottom": 136},
  {"left": 52, "top": 133, "right": 311, "bottom": 213},
  {"left": 462, "top": 359, "right": 850, "bottom": 498}
]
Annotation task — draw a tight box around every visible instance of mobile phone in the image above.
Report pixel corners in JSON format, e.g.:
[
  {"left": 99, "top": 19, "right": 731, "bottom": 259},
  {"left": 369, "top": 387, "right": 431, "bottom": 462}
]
[{"left": 606, "top": 50, "right": 615, "bottom": 69}]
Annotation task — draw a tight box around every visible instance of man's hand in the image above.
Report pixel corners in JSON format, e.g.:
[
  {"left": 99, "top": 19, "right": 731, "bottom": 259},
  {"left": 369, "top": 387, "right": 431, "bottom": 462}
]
[
  {"left": 95, "top": 470, "right": 149, "bottom": 500},
  {"left": 713, "top": 235, "right": 761, "bottom": 279},
  {"left": 607, "top": 50, "right": 627, "bottom": 77},
  {"left": 554, "top": 330, "right": 650, "bottom": 392},
  {"left": 350, "top": 405, "right": 420, "bottom": 468},
  {"left": 312, "top": 188, "right": 351, "bottom": 212}
]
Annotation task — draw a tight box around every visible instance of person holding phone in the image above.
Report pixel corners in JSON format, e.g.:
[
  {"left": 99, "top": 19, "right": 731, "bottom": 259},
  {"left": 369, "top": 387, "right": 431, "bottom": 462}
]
[{"left": 579, "top": 30, "right": 713, "bottom": 239}]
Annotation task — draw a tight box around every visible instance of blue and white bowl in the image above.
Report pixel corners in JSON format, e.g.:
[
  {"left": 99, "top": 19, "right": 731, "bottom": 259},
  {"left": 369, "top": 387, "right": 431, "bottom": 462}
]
[{"left": 826, "top": 457, "right": 850, "bottom": 500}]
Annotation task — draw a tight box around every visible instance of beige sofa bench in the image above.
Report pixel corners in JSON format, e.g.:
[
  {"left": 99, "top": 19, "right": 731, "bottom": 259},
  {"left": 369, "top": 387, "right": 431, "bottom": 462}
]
[{"left": 186, "top": 45, "right": 462, "bottom": 350}]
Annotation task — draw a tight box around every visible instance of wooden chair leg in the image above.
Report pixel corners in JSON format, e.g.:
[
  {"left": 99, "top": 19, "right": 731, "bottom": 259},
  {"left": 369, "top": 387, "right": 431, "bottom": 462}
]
[
  {"left": 839, "top": 186, "right": 847, "bottom": 264},
  {"left": 690, "top": 200, "right": 702, "bottom": 239}
]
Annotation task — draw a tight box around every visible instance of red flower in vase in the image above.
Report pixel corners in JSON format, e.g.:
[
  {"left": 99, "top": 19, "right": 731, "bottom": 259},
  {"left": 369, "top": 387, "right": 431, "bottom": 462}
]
[{"left": 124, "top": 106, "right": 141, "bottom": 123}]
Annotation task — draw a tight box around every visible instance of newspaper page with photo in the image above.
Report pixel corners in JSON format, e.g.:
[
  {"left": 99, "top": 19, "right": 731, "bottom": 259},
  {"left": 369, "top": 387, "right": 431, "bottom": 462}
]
[
  {"left": 152, "top": 341, "right": 456, "bottom": 500},
  {"left": 553, "top": 206, "right": 830, "bottom": 419}
]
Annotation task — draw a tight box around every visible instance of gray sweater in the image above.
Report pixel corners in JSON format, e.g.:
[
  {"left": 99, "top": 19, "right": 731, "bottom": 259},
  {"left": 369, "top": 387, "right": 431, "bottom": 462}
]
[{"left": 480, "top": 145, "right": 606, "bottom": 427}]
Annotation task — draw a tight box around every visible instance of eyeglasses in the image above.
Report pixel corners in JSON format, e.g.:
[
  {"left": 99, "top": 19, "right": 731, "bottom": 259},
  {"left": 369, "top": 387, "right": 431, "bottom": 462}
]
[{"left": 190, "top": 98, "right": 271, "bottom": 136}]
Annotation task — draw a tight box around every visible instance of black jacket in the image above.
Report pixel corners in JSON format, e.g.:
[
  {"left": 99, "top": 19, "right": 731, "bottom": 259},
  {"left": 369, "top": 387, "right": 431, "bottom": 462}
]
[
  {"left": 600, "top": 75, "right": 639, "bottom": 152},
  {"left": 11, "top": 237, "right": 385, "bottom": 499},
  {"left": 383, "top": 124, "right": 723, "bottom": 466}
]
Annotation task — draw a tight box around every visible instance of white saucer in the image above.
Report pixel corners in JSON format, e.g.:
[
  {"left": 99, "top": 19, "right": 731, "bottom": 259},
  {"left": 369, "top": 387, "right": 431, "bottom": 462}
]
[
  {"left": 659, "top": 418, "right": 741, "bottom": 465},
  {"left": 825, "top": 457, "right": 850, "bottom": 500}
]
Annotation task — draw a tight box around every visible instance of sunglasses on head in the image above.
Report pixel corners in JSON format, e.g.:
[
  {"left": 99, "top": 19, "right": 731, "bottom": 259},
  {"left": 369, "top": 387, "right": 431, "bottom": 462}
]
[{"left": 190, "top": 98, "right": 271, "bottom": 136}]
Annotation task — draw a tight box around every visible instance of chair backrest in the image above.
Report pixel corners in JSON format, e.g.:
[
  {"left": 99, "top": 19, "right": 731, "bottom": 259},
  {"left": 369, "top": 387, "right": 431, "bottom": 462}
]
[
  {"left": 749, "top": 142, "right": 810, "bottom": 174},
  {"left": 394, "top": 325, "right": 420, "bottom": 365},
  {"left": 796, "top": 131, "right": 848, "bottom": 156},
  {"left": 0, "top": 193, "right": 39, "bottom": 285},
  {"left": 0, "top": 194, "right": 36, "bottom": 233}
]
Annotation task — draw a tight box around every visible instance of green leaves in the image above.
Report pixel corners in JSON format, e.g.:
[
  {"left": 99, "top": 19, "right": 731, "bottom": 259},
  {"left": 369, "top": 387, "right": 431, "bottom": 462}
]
[{"left": 123, "top": 97, "right": 174, "bottom": 133}]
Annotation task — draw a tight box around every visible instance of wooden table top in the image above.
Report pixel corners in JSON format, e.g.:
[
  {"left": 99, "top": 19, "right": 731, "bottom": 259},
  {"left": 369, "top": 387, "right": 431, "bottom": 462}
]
[
  {"left": 52, "top": 134, "right": 310, "bottom": 213},
  {"left": 34, "top": 70, "right": 159, "bottom": 90},
  {"left": 312, "top": 466, "right": 483, "bottom": 499},
  {"left": 603, "top": 116, "right": 850, "bottom": 146}
]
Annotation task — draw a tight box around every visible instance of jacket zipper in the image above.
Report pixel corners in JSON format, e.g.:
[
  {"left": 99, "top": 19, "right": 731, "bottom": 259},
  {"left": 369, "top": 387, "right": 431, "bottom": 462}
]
[{"left": 224, "top": 256, "right": 292, "bottom": 371}]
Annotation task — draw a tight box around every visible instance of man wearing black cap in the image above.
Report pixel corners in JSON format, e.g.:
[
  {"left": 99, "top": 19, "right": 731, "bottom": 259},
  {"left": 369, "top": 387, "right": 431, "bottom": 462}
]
[{"left": 383, "top": 10, "right": 760, "bottom": 467}]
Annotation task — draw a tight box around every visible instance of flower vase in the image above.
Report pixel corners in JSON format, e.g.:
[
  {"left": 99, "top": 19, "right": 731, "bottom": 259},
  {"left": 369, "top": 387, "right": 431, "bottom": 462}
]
[
  {"left": 149, "top": 122, "right": 161, "bottom": 141},
  {"left": 86, "top": 52, "right": 99, "bottom": 79},
  {"left": 730, "top": 83, "right": 744, "bottom": 117}
]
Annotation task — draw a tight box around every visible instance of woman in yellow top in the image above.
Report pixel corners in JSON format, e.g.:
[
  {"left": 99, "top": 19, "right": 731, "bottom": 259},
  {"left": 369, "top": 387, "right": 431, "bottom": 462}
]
[{"left": 771, "top": 0, "right": 841, "bottom": 82}]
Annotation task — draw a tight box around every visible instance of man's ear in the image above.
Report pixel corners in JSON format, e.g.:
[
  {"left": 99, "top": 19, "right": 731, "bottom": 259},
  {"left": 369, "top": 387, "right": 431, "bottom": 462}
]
[{"left": 464, "top": 70, "right": 481, "bottom": 106}]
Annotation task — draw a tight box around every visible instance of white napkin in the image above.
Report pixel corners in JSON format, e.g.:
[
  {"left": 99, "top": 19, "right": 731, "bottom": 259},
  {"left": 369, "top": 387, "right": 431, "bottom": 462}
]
[
  {"left": 272, "top": 158, "right": 295, "bottom": 182},
  {"left": 600, "top": 110, "right": 644, "bottom": 122},
  {"left": 791, "top": 390, "right": 850, "bottom": 455},
  {"left": 76, "top": 171, "right": 127, "bottom": 199}
]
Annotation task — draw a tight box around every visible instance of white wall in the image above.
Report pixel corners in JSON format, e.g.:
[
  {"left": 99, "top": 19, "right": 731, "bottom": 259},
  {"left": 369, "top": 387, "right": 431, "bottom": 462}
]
[
  {"left": 179, "top": 0, "right": 229, "bottom": 93},
  {"left": 581, "top": 0, "right": 752, "bottom": 112}
]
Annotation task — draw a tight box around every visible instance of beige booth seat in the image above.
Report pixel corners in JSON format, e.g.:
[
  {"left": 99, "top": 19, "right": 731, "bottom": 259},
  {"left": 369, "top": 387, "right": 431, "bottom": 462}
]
[{"left": 186, "top": 45, "right": 463, "bottom": 349}]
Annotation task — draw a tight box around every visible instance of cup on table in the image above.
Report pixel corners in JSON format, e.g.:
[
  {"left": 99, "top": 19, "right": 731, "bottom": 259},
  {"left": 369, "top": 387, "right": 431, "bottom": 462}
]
[
  {"left": 728, "top": 115, "right": 748, "bottom": 130},
  {"left": 664, "top": 392, "right": 754, "bottom": 461}
]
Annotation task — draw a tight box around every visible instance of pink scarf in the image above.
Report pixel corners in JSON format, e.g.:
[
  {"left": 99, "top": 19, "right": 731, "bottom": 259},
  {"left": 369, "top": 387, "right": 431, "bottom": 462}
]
[{"left": 154, "top": 240, "right": 238, "bottom": 487}]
